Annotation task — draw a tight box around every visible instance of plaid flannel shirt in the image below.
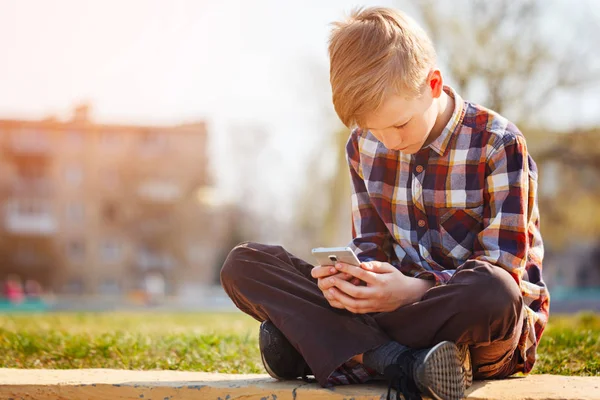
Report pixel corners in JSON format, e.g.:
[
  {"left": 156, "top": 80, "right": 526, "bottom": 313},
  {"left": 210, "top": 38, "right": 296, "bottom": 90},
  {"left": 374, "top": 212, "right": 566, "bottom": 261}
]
[{"left": 346, "top": 86, "right": 549, "bottom": 375}]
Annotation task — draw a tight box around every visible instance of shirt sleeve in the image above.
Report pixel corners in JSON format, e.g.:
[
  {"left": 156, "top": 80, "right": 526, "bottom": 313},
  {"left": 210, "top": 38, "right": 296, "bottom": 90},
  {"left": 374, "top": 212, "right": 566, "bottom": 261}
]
[
  {"left": 415, "top": 268, "right": 456, "bottom": 285},
  {"left": 419, "top": 132, "right": 533, "bottom": 285},
  {"left": 472, "top": 133, "right": 532, "bottom": 281},
  {"left": 345, "top": 131, "right": 393, "bottom": 263}
]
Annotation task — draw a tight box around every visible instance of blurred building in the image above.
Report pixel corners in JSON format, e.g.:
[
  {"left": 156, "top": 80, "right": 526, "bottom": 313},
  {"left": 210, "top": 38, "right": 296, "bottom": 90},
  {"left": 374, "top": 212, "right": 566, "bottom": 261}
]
[
  {"left": 543, "top": 242, "right": 600, "bottom": 290},
  {"left": 0, "top": 104, "right": 227, "bottom": 296},
  {"left": 535, "top": 128, "right": 600, "bottom": 291}
]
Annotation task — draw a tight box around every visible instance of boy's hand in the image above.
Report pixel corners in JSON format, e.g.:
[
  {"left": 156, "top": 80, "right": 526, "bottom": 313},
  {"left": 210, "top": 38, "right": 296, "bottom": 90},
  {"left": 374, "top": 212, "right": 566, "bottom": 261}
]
[
  {"left": 311, "top": 265, "right": 363, "bottom": 309},
  {"left": 325, "top": 261, "right": 434, "bottom": 313}
]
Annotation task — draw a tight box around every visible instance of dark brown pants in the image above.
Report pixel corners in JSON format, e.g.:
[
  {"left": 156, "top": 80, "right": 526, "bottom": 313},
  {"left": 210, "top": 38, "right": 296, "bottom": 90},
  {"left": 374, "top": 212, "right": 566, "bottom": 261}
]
[{"left": 220, "top": 242, "right": 524, "bottom": 387}]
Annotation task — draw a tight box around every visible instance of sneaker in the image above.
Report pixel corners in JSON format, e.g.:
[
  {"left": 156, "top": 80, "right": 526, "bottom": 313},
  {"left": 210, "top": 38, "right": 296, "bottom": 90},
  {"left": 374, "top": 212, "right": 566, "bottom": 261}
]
[
  {"left": 383, "top": 341, "right": 471, "bottom": 400},
  {"left": 458, "top": 344, "right": 473, "bottom": 389},
  {"left": 259, "top": 320, "right": 313, "bottom": 381}
]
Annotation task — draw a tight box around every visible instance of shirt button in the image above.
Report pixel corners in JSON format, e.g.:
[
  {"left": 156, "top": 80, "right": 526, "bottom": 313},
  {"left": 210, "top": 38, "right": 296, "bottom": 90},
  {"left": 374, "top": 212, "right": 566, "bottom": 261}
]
[
  {"left": 418, "top": 219, "right": 426, "bottom": 228},
  {"left": 416, "top": 165, "right": 424, "bottom": 173}
]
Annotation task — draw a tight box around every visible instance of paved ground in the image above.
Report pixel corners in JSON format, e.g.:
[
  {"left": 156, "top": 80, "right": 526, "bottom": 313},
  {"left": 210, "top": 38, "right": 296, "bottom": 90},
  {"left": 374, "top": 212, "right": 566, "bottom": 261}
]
[{"left": 1, "top": 369, "right": 600, "bottom": 399}]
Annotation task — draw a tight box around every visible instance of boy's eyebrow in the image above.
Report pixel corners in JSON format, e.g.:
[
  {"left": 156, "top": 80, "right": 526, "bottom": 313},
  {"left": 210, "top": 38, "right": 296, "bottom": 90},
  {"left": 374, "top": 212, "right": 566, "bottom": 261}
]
[{"left": 364, "top": 116, "right": 411, "bottom": 131}]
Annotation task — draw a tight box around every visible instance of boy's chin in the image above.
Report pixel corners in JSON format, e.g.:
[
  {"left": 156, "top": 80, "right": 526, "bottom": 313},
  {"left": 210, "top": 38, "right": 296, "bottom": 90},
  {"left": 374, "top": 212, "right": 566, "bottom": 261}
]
[
  {"left": 395, "top": 141, "right": 428, "bottom": 154},
  {"left": 392, "top": 145, "right": 418, "bottom": 154}
]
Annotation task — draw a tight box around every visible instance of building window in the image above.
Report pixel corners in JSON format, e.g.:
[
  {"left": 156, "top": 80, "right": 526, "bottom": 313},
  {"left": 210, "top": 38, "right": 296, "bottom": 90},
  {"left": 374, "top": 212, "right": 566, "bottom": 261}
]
[
  {"left": 14, "top": 242, "right": 37, "bottom": 265},
  {"left": 137, "top": 248, "right": 174, "bottom": 270},
  {"left": 555, "top": 269, "right": 564, "bottom": 287},
  {"left": 7, "top": 199, "right": 50, "bottom": 215},
  {"left": 65, "top": 165, "right": 84, "bottom": 186},
  {"left": 66, "top": 240, "right": 85, "bottom": 261},
  {"left": 66, "top": 202, "right": 85, "bottom": 223},
  {"left": 64, "top": 278, "right": 84, "bottom": 295},
  {"left": 17, "top": 163, "right": 45, "bottom": 179},
  {"left": 99, "top": 279, "right": 121, "bottom": 295},
  {"left": 102, "top": 168, "right": 120, "bottom": 189},
  {"left": 101, "top": 240, "right": 121, "bottom": 263},
  {"left": 140, "top": 131, "right": 167, "bottom": 155},
  {"left": 12, "top": 128, "right": 50, "bottom": 152},
  {"left": 102, "top": 202, "right": 118, "bottom": 222},
  {"left": 65, "top": 130, "right": 84, "bottom": 149},
  {"left": 577, "top": 268, "right": 591, "bottom": 288},
  {"left": 100, "top": 131, "right": 120, "bottom": 149},
  {"left": 187, "top": 244, "right": 206, "bottom": 264}
]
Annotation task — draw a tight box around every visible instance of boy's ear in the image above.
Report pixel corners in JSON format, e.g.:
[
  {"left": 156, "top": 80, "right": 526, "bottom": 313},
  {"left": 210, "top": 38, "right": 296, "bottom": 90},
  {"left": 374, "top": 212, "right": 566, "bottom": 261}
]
[{"left": 427, "top": 69, "right": 444, "bottom": 98}]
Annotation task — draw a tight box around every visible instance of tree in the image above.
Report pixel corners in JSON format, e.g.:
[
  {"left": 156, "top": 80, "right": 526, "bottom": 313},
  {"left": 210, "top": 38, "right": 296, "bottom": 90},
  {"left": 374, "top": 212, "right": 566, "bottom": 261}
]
[
  {"left": 417, "top": 0, "right": 600, "bottom": 131},
  {"left": 295, "top": 126, "right": 352, "bottom": 250}
]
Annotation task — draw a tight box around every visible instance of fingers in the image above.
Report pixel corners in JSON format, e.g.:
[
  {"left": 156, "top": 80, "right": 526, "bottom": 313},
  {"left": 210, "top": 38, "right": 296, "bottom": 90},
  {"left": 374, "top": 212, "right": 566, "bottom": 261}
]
[
  {"left": 328, "top": 287, "right": 374, "bottom": 314},
  {"left": 360, "top": 261, "right": 396, "bottom": 273},
  {"left": 318, "top": 275, "right": 348, "bottom": 309},
  {"left": 311, "top": 265, "right": 340, "bottom": 279},
  {"left": 315, "top": 267, "right": 369, "bottom": 310},
  {"left": 330, "top": 277, "right": 373, "bottom": 299},
  {"left": 334, "top": 262, "right": 378, "bottom": 284},
  {"left": 323, "top": 290, "right": 345, "bottom": 309},
  {"left": 317, "top": 272, "right": 352, "bottom": 292}
]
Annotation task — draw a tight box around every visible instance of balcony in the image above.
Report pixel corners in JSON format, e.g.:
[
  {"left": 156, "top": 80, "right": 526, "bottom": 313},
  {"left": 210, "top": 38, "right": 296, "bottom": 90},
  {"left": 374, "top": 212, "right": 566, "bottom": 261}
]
[
  {"left": 7, "top": 130, "right": 52, "bottom": 155},
  {"left": 5, "top": 213, "right": 58, "bottom": 235},
  {"left": 11, "top": 178, "right": 54, "bottom": 196},
  {"left": 4, "top": 200, "right": 57, "bottom": 235},
  {"left": 136, "top": 250, "right": 175, "bottom": 271},
  {"left": 134, "top": 217, "right": 173, "bottom": 237},
  {"left": 137, "top": 181, "right": 182, "bottom": 203}
]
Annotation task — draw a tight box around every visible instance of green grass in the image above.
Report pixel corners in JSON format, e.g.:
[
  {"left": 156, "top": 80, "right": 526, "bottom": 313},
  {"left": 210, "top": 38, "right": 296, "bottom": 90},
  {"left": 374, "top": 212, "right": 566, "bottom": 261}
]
[
  {"left": 535, "top": 312, "right": 600, "bottom": 375},
  {"left": 0, "top": 311, "right": 598, "bottom": 375},
  {"left": 0, "top": 312, "right": 262, "bottom": 373}
]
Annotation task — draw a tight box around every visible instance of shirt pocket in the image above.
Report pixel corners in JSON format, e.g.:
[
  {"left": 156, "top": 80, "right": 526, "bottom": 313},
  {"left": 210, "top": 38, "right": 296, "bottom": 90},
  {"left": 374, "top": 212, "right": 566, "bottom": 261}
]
[{"left": 435, "top": 205, "right": 484, "bottom": 263}]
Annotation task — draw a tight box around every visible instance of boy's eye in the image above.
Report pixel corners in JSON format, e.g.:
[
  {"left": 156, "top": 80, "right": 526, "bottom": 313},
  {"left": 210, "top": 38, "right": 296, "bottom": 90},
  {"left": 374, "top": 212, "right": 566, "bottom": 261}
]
[{"left": 394, "top": 121, "right": 410, "bottom": 129}]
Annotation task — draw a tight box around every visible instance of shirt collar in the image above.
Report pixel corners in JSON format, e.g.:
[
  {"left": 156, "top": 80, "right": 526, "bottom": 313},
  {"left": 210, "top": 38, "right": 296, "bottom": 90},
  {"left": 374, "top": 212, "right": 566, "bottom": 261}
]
[{"left": 426, "top": 85, "right": 465, "bottom": 156}]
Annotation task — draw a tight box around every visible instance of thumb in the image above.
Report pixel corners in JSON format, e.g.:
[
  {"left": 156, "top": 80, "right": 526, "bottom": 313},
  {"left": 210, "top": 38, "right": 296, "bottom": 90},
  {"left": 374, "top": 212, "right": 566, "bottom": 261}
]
[{"left": 361, "top": 261, "right": 395, "bottom": 273}]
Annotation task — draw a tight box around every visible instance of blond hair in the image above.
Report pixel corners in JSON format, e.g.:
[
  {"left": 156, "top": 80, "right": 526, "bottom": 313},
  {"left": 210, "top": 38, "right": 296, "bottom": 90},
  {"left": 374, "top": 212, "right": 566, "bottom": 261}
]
[{"left": 328, "top": 7, "right": 437, "bottom": 128}]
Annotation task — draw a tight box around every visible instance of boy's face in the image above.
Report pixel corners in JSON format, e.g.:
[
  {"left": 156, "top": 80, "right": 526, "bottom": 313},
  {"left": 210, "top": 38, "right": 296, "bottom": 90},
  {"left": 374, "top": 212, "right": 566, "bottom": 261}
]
[{"left": 361, "top": 72, "right": 442, "bottom": 154}]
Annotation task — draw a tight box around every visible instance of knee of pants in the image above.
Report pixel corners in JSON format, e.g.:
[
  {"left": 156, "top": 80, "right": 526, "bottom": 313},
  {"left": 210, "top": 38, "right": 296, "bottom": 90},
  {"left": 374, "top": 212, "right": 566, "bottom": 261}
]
[
  {"left": 454, "top": 262, "right": 523, "bottom": 325},
  {"left": 219, "top": 241, "right": 260, "bottom": 286}
]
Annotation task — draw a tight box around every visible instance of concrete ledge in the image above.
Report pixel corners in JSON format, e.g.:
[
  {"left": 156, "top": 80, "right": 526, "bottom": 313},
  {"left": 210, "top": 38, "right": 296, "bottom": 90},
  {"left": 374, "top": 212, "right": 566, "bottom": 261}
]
[{"left": 1, "top": 369, "right": 599, "bottom": 400}]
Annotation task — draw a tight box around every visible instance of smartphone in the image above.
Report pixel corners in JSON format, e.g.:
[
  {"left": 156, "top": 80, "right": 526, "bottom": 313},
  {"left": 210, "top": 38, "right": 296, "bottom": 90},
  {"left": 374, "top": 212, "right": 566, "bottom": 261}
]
[{"left": 311, "top": 246, "right": 361, "bottom": 267}]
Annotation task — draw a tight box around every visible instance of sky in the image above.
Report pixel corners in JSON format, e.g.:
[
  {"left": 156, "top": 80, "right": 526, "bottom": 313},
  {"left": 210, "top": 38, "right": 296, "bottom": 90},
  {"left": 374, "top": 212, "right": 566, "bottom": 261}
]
[{"left": 1, "top": 0, "right": 599, "bottom": 221}]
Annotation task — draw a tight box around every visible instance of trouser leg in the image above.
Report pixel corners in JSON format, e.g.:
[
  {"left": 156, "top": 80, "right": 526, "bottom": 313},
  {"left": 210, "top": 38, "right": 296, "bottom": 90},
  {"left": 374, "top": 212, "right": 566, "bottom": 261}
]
[
  {"left": 372, "top": 259, "right": 524, "bottom": 379},
  {"left": 222, "top": 244, "right": 524, "bottom": 385},
  {"left": 220, "top": 242, "right": 390, "bottom": 387}
]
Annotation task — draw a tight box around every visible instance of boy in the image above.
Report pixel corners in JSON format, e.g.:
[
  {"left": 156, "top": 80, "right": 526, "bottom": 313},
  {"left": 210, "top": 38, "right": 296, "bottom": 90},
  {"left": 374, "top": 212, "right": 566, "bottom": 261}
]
[{"left": 220, "top": 7, "right": 549, "bottom": 400}]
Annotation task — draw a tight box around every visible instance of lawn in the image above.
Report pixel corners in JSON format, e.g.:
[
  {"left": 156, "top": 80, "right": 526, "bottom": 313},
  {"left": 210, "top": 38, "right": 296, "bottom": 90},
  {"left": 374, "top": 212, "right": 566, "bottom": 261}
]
[{"left": 0, "top": 311, "right": 598, "bottom": 376}]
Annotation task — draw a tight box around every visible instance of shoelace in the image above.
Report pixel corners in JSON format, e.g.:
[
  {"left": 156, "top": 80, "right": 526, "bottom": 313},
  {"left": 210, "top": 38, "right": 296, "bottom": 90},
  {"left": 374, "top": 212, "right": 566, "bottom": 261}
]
[{"left": 384, "top": 351, "right": 422, "bottom": 400}]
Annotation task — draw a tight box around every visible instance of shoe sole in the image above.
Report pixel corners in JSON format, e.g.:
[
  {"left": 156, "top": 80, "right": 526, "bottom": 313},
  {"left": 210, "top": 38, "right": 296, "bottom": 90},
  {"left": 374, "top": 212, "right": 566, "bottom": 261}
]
[
  {"left": 261, "top": 347, "right": 282, "bottom": 379},
  {"left": 259, "top": 320, "right": 313, "bottom": 381},
  {"left": 259, "top": 321, "right": 285, "bottom": 380},
  {"left": 417, "top": 341, "right": 465, "bottom": 400}
]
